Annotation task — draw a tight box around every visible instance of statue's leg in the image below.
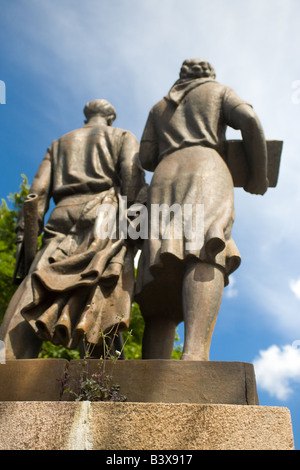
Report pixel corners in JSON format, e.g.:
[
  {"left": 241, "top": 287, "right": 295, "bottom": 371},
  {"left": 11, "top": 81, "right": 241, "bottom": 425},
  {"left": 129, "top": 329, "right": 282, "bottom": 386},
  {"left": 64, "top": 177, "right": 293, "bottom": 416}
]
[
  {"left": 0, "top": 280, "right": 43, "bottom": 359},
  {"left": 142, "top": 317, "right": 177, "bottom": 359},
  {"left": 181, "top": 261, "right": 224, "bottom": 361}
]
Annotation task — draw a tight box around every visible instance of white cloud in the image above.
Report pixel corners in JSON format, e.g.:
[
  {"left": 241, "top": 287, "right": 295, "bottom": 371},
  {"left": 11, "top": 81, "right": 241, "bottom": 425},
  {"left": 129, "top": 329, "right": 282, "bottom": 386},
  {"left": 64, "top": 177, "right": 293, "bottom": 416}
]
[
  {"left": 290, "top": 278, "right": 300, "bottom": 300},
  {"left": 240, "top": 272, "right": 300, "bottom": 339},
  {"left": 225, "top": 276, "right": 238, "bottom": 299},
  {"left": 253, "top": 344, "right": 300, "bottom": 400}
]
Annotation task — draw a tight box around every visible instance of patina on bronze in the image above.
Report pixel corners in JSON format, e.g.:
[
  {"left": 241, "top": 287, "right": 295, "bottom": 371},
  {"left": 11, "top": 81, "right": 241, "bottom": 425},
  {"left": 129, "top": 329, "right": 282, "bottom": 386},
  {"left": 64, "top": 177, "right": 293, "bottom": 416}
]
[
  {"left": 0, "top": 99, "right": 146, "bottom": 359},
  {"left": 135, "top": 58, "right": 281, "bottom": 361}
]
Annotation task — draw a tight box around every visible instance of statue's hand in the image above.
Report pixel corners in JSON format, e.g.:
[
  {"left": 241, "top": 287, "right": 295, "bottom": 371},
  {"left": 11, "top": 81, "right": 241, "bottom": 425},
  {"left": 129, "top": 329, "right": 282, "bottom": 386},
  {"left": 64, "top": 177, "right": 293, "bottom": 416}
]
[{"left": 244, "top": 176, "right": 269, "bottom": 195}]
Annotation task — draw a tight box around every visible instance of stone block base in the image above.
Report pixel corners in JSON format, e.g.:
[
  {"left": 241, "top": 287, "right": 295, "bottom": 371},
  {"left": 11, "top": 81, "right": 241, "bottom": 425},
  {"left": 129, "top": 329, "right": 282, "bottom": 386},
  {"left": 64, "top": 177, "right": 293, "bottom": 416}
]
[
  {"left": 0, "top": 402, "right": 294, "bottom": 450},
  {"left": 0, "top": 359, "right": 259, "bottom": 404}
]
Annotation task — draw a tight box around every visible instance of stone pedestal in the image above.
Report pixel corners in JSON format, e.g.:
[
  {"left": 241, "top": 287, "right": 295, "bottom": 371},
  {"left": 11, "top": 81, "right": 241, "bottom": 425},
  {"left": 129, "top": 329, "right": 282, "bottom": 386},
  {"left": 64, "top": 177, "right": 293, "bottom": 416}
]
[
  {"left": 0, "top": 359, "right": 295, "bottom": 450},
  {"left": 0, "top": 401, "right": 294, "bottom": 450},
  {"left": 0, "top": 358, "right": 258, "bottom": 404},
  {"left": 65, "top": 359, "right": 259, "bottom": 404}
]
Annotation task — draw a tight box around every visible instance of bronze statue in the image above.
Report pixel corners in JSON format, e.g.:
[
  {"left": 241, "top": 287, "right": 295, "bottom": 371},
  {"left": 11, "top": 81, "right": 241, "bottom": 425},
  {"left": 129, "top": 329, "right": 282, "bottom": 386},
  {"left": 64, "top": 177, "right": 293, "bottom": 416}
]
[
  {"left": 0, "top": 99, "right": 146, "bottom": 359},
  {"left": 136, "top": 58, "right": 270, "bottom": 361}
]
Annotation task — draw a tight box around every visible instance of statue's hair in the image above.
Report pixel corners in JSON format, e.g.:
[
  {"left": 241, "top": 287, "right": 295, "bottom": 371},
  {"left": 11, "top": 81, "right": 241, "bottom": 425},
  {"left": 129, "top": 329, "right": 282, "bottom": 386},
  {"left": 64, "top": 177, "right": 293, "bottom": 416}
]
[
  {"left": 83, "top": 99, "right": 117, "bottom": 123},
  {"left": 180, "top": 59, "right": 216, "bottom": 80}
]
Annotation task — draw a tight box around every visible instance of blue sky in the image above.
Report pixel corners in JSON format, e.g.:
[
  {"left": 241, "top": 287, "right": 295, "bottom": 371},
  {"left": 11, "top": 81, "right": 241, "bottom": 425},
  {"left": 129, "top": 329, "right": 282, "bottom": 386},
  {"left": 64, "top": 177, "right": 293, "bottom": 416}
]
[{"left": 1, "top": 0, "right": 300, "bottom": 450}]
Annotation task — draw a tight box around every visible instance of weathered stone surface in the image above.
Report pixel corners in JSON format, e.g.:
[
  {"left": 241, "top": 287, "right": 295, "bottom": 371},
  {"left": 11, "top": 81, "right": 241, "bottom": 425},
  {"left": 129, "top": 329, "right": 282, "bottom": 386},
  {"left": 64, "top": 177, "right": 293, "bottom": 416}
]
[
  {"left": 66, "top": 359, "right": 259, "bottom": 405},
  {"left": 0, "top": 402, "right": 294, "bottom": 450},
  {"left": 0, "top": 359, "right": 258, "bottom": 405},
  {"left": 0, "top": 359, "right": 68, "bottom": 401},
  {"left": 89, "top": 403, "right": 295, "bottom": 451},
  {"left": 0, "top": 402, "right": 77, "bottom": 450}
]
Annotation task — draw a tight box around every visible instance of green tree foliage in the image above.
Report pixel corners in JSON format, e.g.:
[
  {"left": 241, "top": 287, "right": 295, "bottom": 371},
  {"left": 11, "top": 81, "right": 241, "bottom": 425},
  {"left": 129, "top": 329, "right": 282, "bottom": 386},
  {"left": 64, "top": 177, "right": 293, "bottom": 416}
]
[
  {"left": 0, "top": 176, "right": 182, "bottom": 359},
  {"left": 0, "top": 175, "right": 29, "bottom": 323},
  {"left": 123, "top": 302, "right": 144, "bottom": 359},
  {"left": 38, "top": 341, "right": 80, "bottom": 360}
]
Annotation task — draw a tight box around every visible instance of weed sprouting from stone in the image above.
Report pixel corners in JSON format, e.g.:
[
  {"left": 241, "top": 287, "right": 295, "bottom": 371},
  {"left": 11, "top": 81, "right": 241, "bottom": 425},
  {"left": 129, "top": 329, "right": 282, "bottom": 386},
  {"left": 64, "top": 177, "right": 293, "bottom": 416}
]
[{"left": 61, "top": 321, "right": 132, "bottom": 402}]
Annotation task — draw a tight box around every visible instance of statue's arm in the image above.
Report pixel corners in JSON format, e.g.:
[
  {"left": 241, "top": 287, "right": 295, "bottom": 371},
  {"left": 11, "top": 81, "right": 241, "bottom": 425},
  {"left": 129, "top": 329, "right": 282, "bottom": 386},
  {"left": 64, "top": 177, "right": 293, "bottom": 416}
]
[
  {"left": 229, "top": 104, "right": 268, "bottom": 195},
  {"left": 118, "top": 131, "right": 147, "bottom": 205},
  {"left": 28, "top": 148, "right": 53, "bottom": 233},
  {"left": 16, "top": 148, "right": 52, "bottom": 241},
  {"left": 139, "top": 112, "right": 159, "bottom": 172}
]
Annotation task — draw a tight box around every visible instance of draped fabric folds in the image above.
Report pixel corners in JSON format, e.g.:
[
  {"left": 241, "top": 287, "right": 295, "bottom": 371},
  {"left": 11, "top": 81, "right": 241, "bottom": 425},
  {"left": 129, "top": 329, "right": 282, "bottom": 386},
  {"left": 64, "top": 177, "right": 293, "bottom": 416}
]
[{"left": 21, "top": 189, "right": 135, "bottom": 349}]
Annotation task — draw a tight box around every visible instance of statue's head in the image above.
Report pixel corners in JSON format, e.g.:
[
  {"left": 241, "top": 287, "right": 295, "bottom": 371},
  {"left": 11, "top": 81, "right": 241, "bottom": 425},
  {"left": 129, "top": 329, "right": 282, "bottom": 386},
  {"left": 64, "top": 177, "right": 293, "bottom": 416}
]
[
  {"left": 179, "top": 59, "right": 216, "bottom": 80},
  {"left": 84, "top": 99, "right": 117, "bottom": 125}
]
